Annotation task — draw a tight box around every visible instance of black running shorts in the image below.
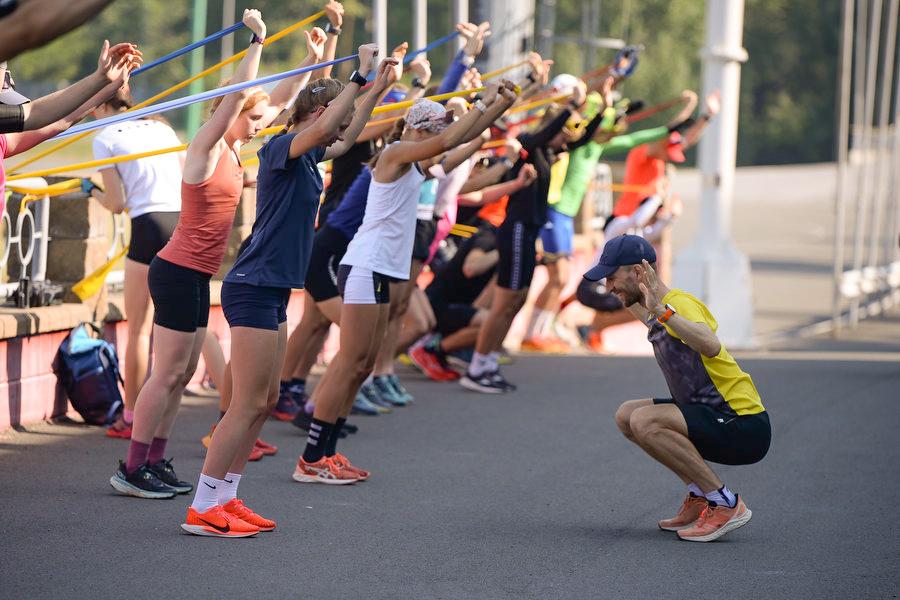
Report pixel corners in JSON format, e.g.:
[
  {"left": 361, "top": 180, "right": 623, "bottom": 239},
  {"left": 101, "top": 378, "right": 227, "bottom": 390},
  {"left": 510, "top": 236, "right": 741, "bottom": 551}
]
[
  {"left": 127, "top": 211, "right": 180, "bottom": 265},
  {"left": 149, "top": 257, "right": 211, "bottom": 332}
]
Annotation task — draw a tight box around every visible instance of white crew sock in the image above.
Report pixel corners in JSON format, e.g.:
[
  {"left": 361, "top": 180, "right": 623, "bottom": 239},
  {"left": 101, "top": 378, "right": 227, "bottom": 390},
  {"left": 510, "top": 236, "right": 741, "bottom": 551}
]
[
  {"left": 217, "top": 472, "right": 242, "bottom": 504},
  {"left": 469, "top": 352, "right": 490, "bottom": 377},
  {"left": 191, "top": 474, "right": 224, "bottom": 513},
  {"left": 687, "top": 483, "right": 703, "bottom": 497}
]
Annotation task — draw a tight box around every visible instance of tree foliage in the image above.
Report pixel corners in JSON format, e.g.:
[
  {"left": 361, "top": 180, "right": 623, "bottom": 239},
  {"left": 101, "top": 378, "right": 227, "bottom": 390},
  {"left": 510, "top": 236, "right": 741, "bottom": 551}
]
[{"left": 8, "top": 0, "right": 842, "bottom": 166}]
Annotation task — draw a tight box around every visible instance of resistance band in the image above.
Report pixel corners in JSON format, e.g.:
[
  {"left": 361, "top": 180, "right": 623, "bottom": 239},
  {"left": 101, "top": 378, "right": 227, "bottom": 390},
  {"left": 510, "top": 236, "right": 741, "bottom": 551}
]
[{"left": 135, "top": 22, "right": 246, "bottom": 75}]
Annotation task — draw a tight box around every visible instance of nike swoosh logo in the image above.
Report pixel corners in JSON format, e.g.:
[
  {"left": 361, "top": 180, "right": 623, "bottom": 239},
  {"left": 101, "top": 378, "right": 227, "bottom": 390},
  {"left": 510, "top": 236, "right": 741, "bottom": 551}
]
[
  {"left": 199, "top": 518, "right": 230, "bottom": 534},
  {"left": 223, "top": 479, "right": 233, "bottom": 484},
  {"left": 203, "top": 482, "right": 217, "bottom": 489}
]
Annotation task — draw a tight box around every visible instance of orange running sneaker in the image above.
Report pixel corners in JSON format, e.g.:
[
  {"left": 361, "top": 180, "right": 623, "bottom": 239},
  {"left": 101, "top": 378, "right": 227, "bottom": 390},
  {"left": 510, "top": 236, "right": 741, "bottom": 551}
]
[
  {"left": 658, "top": 494, "right": 708, "bottom": 531},
  {"left": 201, "top": 424, "right": 215, "bottom": 449},
  {"left": 106, "top": 414, "right": 132, "bottom": 439},
  {"left": 247, "top": 446, "right": 264, "bottom": 462},
  {"left": 222, "top": 498, "right": 276, "bottom": 531},
  {"left": 254, "top": 438, "right": 277, "bottom": 456},
  {"left": 677, "top": 496, "right": 752, "bottom": 542},
  {"left": 292, "top": 456, "right": 358, "bottom": 485},
  {"left": 181, "top": 505, "right": 260, "bottom": 538},
  {"left": 329, "top": 454, "right": 370, "bottom": 481},
  {"left": 520, "top": 335, "right": 570, "bottom": 353}
]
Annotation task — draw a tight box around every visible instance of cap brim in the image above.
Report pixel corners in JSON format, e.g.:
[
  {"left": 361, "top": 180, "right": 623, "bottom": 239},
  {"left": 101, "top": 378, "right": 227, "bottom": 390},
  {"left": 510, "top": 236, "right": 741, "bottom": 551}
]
[
  {"left": 584, "top": 262, "right": 617, "bottom": 282},
  {"left": 0, "top": 88, "right": 29, "bottom": 105}
]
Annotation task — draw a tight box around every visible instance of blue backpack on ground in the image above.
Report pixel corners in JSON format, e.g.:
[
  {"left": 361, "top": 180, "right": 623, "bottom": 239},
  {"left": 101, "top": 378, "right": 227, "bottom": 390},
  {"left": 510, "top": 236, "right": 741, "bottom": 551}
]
[{"left": 51, "top": 323, "right": 123, "bottom": 425}]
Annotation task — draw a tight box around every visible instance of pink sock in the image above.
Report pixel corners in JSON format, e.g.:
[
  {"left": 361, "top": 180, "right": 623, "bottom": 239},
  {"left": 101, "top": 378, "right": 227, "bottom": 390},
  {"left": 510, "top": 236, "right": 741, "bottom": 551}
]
[
  {"left": 125, "top": 440, "right": 151, "bottom": 473},
  {"left": 123, "top": 409, "right": 134, "bottom": 425},
  {"left": 148, "top": 437, "right": 168, "bottom": 465}
]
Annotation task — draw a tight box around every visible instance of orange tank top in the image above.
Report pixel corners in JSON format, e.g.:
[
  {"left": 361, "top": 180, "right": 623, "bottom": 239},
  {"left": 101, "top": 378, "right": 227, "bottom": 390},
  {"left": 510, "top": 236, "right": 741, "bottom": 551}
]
[
  {"left": 477, "top": 195, "right": 509, "bottom": 228},
  {"left": 157, "top": 146, "right": 244, "bottom": 274}
]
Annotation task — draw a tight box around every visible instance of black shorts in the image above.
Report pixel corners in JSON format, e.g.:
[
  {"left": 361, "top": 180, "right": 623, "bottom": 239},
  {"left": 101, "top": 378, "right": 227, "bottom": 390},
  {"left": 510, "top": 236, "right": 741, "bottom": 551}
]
[
  {"left": 304, "top": 225, "right": 350, "bottom": 303},
  {"left": 128, "top": 211, "right": 180, "bottom": 265},
  {"left": 576, "top": 278, "right": 624, "bottom": 312},
  {"left": 429, "top": 297, "right": 478, "bottom": 336},
  {"left": 412, "top": 218, "right": 438, "bottom": 261},
  {"left": 222, "top": 281, "right": 291, "bottom": 331},
  {"left": 149, "top": 257, "right": 211, "bottom": 332},
  {"left": 496, "top": 220, "right": 540, "bottom": 291},
  {"left": 654, "top": 398, "right": 771, "bottom": 465}
]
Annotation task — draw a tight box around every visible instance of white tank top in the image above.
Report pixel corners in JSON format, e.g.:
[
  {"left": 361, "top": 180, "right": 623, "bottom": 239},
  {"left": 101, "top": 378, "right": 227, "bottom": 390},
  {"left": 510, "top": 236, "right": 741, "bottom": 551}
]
[{"left": 341, "top": 157, "right": 426, "bottom": 280}]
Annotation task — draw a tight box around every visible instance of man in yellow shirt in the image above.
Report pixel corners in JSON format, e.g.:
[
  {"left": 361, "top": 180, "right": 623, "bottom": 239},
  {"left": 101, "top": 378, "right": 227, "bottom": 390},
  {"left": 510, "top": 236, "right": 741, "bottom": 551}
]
[{"left": 584, "top": 234, "right": 770, "bottom": 542}]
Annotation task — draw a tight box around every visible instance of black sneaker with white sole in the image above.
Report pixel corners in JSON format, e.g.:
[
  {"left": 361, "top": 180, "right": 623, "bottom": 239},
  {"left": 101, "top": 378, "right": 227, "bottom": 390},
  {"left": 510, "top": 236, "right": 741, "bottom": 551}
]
[
  {"left": 490, "top": 370, "right": 517, "bottom": 392},
  {"left": 148, "top": 458, "right": 193, "bottom": 494},
  {"left": 109, "top": 461, "right": 177, "bottom": 499},
  {"left": 459, "top": 371, "right": 508, "bottom": 394}
]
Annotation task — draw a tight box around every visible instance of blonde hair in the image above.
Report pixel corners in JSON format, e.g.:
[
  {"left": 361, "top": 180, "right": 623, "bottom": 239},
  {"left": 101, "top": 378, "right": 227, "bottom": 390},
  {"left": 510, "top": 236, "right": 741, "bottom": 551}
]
[
  {"left": 286, "top": 78, "right": 345, "bottom": 128},
  {"left": 208, "top": 85, "right": 270, "bottom": 118}
]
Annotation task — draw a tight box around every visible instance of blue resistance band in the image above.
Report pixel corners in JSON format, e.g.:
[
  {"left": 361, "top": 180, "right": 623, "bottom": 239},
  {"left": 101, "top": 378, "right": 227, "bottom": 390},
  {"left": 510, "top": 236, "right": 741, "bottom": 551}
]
[
  {"left": 134, "top": 22, "right": 246, "bottom": 76},
  {"left": 366, "top": 30, "right": 461, "bottom": 81},
  {"left": 56, "top": 54, "right": 359, "bottom": 139}
]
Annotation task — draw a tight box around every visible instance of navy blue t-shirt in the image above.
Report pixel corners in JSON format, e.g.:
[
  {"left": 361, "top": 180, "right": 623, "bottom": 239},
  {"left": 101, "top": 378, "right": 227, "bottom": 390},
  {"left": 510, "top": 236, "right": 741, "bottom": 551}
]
[
  {"left": 325, "top": 165, "right": 371, "bottom": 239},
  {"left": 225, "top": 132, "right": 325, "bottom": 288}
]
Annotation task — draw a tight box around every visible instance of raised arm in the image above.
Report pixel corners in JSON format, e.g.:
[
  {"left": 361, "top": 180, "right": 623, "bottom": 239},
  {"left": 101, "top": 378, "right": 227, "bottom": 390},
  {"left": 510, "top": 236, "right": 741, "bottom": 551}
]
[
  {"left": 459, "top": 163, "right": 536, "bottom": 207},
  {"left": 18, "top": 41, "right": 140, "bottom": 131},
  {"left": 310, "top": 1, "right": 344, "bottom": 80},
  {"left": 261, "top": 27, "right": 326, "bottom": 124},
  {"left": 183, "top": 8, "right": 265, "bottom": 183},
  {"left": 358, "top": 51, "right": 429, "bottom": 143}
]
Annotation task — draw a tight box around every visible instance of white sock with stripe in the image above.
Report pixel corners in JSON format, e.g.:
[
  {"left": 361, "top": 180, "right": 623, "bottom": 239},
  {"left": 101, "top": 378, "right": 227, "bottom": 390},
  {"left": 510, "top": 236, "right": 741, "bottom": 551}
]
[{"left": 191, "top": 474, "right": 223, "bottom": 513}]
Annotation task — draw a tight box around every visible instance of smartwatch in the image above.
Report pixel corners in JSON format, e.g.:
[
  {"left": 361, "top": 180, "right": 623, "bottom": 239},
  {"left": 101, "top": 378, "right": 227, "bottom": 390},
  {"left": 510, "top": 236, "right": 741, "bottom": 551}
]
[
  {"left": 657, "top": 304, "right": 677, "bottom": 324},
  {"left": 348, "top": 70, "right": 368, "bottom": 87},
  {"left": 411, "top": 78, "right": 426, "bottom": 89},
  {"left": 324, "top": 23, "right": 342, "bottom": 35}
]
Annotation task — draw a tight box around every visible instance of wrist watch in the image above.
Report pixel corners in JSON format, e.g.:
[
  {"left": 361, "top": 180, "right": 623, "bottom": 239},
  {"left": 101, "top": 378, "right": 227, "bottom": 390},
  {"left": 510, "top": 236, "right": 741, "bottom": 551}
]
[
  {"left": 657, "top": 304, "right": 677, "bottom": 324},
  {"left": 472, "top": 99, "right": 488, "bottom": 114},
  {"left": 348, "top": 70, "right": 368, "bottom": 86},
  {"left": 324, "top": 23, "right": 342, "bottom": 35},
  {"left": 250, "top": 33, "right": 265, "bottom": 45},
  {"left": 411, "top": 77, "right": 426, "bottom": 89}
]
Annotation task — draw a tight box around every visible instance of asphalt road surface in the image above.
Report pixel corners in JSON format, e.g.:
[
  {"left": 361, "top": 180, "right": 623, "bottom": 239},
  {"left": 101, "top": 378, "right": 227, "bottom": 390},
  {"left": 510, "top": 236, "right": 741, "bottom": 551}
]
[{"left": 2, "top": 330, "right": 899, "bottom": 599}]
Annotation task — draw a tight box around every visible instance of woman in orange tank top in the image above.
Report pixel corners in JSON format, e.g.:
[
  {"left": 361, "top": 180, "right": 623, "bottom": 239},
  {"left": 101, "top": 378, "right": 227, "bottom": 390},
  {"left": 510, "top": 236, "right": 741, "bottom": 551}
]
[{"left": 109, "top": 10, "right": 326, "bottom": 521}]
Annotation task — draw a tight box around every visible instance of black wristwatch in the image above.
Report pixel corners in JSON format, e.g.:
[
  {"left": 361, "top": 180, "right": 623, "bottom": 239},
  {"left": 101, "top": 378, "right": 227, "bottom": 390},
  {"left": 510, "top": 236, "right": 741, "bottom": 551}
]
[
  {"left": 348, "top": 70, "right": 368, "bottom": 87},
  {"left": 411, "top": 78, "right": 426, "bottom": 89},
  {"left": 324, "top": 23, "right": 342, "bottom": 35},
  {"left": 249, "top": 32, "right": 265, "bottom": 45}
]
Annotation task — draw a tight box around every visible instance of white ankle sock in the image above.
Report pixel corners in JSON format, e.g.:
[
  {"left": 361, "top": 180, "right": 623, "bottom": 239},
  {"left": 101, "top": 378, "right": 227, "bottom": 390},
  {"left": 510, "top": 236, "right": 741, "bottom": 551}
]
[
  {"left": 704, "top": 484, "right": 736, "bottom": 508},
  {"left": 688, "top": 483, "right": 703, "bottom": 497},
  {"left": 217, "top": 472, "right": 241, "bottom": 504},
  {"left": 469, "top": 352, "right": 489, "bottom": 377},
  {"left": 191, "top": 474, "right": 223, "bottom": 512}
]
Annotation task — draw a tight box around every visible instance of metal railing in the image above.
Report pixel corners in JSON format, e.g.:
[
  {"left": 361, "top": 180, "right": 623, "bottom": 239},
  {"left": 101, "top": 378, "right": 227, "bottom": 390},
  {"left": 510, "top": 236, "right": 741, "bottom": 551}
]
[{"left": 1, "top": 177, "right": 51, "bottom": 297}]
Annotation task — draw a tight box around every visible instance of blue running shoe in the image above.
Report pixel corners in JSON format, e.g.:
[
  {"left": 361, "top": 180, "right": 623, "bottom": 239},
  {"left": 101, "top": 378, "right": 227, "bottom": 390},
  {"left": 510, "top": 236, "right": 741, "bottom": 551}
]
[
  {"left": 360, "top": 382, "right": 392, "bottom": 413},
  {"left": 351, "top": 390, "right": 380, "bottom": 415},
  {"left": 372, "top": 375, "right": 408, "bottom": 406},
  {"left": 387, "top": 374, "right": 414, "bottom": 403}
]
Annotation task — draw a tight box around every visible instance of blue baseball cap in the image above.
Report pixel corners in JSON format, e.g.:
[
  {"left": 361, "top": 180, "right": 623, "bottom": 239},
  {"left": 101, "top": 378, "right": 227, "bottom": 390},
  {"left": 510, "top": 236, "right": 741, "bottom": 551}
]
[{"left": 583, "top": 234, "right": 657, "bottom": 281}]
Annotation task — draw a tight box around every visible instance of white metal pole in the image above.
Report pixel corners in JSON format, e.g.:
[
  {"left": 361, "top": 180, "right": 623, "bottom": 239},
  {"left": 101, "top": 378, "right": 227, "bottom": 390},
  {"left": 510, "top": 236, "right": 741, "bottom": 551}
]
[
  {"left": 452, "top": 0, "right": 469, "bottom": 51},
  {"left": 672, "top": 0, "right": 753, "bottom": 348},
  {"left": 373, "top": 0, "right": 388, "bottom": 62},
  {"left": 833, "top": 0, "right": 855, "bottom": 330},
  {"left": 413, "top": 0, "right": 427, "bottom": 57}
]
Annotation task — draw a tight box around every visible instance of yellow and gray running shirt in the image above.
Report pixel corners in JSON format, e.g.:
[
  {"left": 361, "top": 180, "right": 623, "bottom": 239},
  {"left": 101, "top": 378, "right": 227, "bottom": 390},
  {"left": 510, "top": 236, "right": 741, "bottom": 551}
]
[{"left": 647, "top": 289, "right": 765, "bottom": 416}]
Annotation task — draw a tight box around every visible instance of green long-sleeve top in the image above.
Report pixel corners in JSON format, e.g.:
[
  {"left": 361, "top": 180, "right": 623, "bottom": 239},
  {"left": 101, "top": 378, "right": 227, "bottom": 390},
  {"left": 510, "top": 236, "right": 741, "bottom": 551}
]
[{"left": 552, "top": 125, "right": 668, "bottom": 217}]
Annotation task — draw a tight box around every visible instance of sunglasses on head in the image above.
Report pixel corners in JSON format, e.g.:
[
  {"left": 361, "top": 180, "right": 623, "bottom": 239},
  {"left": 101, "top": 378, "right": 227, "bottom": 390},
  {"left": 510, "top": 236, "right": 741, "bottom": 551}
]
[{"left": 2, "top": 70, "right": 14, "bottom": 90}]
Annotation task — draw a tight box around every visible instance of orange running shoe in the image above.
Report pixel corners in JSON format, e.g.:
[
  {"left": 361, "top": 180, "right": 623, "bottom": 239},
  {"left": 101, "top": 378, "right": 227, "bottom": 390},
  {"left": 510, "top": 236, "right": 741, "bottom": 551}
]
[
  {"left": 677, "top": 496, "right": 752, "bottom": 542},
  {"left": 181, "top": 505, "right": 260, "bottom": 538},
  {"left": 329, "top": 453, "right": 370, "bottom": 481},
  {"left": 106, "top": 415, "right": 132, "bottom": 439},
  {"left": 409, "top": 345, "right": 461, "bottom": 381},
  {"left": 658, "top": 494, "right": 708, "bottom": 531},
  {"left": 201, "top": 424, "right": 215, "bottom": 449},
  {"left": 247, "top": 446, "right": 264, "bottom": 461},
  {"left": 254, "top": 438, "right": 277, "bottom": 455},
  {"left": 520, "top": 335, "right": 570, "bottom": 353},
  {"left": 222, "top": 498, "right": 276, "bottom": 531},
  {"left": 292, "top": 456, "right": 358, "bottom": 485}
]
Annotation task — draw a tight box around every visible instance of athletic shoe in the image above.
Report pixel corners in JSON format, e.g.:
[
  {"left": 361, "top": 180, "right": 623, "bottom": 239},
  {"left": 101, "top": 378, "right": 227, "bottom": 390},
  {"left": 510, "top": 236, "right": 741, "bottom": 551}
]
[
  {"left": 343, "top": 422, "right": 359, "bottom": 434},
  {"left": 659, "top": 494, "right": 708, "bottom": 531},
  {"left": 490, "top": 370, "right": 517, "bottom": 392},
  {"left": 254, "top": 438, "right": 277, "bottom": 456},
  {"left": 109, "top": 461, "right": 177, "bottom": 499},
  {"left": 181, "top": 505, "right": 260, "bottom": 538},
  {"left": 459, "top": 371, "right": 507, "bottom": 394},
  {"left": 329, "top": 453, "right": 370, "bottom": 481},
  {"left": 271, "top": 390, "right": 301, "bottom": 421},
  {"left": 360, "top": 382, "right": 392, "bottom": 412},
  {"left": 446, "top": 347, "right": 473, "bottom": 368},
  {"left": 351, "top": 391, "right": 381, "bottom": 415},
  {"left": 291, "top": 407, "right": 315, "bottom": 430},
  {"left": 677, "top": 496, "right": 752, "bottom": 542},
  {"left": 105, "top": 414, "right": 132, "bottom": 439},
  {"left": 409, "top": 345, "right": 461, "bottom": 381},
  {"left": 397, "top": 353, "right": 413, "bottom": 366},
  {"left": 201, "top": 424, "right": 215, "bottom": 449},
  {"left": 248, "top": 446, "right": 264, "bottom": 461},
  {"left": 387, "top": 374, "right": 415, "bottom": 403},
  {"left": 576, "top": 325, "right": 613, "bottom": 354},
  {"left": 292, "top": 456, "right": 359, "bottom": 485},
  {"left": 372, "top": 375, "right": 408, "bottom": 406},
  {"left": 222, "top": 498, "right": 276, "bottom": 531},
  {"left": 520, "top": 335, "right": 571, "bottom": 353},
  {"left": 497, "top": 348, "right": 515, "bottom": 365},
  {"left": 147, "top": 458, "right": 193, "bottom": 494}
]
